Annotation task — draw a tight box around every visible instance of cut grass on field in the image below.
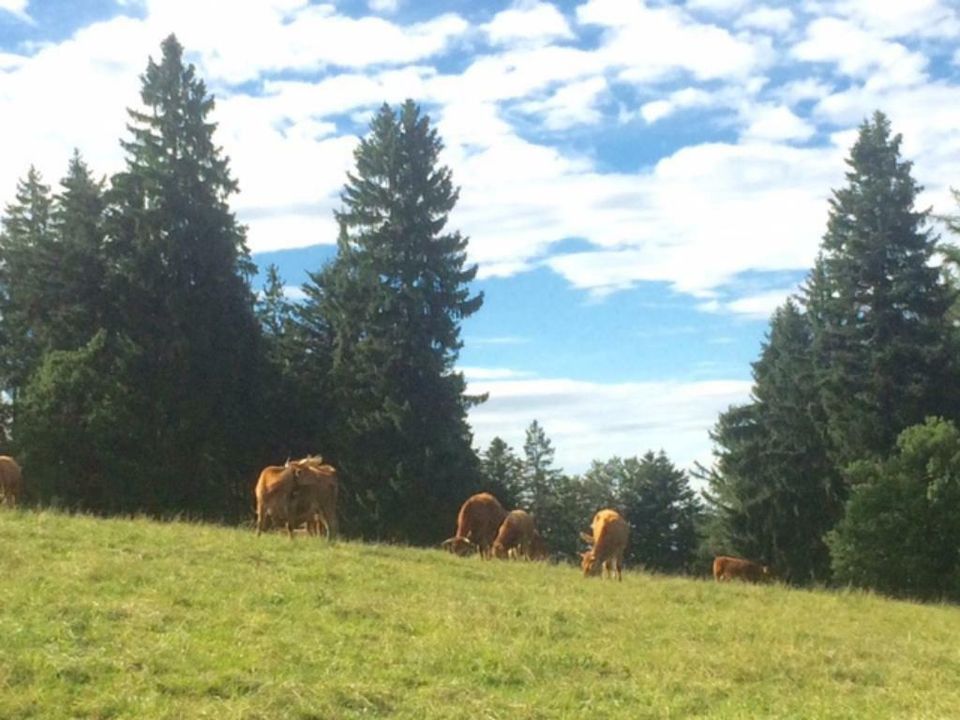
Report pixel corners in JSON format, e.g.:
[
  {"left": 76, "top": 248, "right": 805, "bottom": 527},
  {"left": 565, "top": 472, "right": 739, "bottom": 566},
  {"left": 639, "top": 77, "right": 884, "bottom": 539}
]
[{"left": 1, "top": 510, "right": 959, "bottom": 719}]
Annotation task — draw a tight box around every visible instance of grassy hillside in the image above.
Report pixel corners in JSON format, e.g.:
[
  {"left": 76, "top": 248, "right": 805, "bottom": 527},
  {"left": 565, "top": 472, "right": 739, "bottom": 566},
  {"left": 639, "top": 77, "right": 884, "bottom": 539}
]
[{"left": 1, "top": 511, "right": 959, "bottom": 719}]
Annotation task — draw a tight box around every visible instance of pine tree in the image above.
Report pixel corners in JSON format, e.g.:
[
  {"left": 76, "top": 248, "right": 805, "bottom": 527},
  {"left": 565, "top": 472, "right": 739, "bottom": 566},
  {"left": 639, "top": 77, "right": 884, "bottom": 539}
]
[
  {"left": 105, "top": 35, "right": 265, "bottom": 516},
  {"left": 49, "top": 151, "right": 109, "bottom": 350},
  {"left": 618, "top": 451, "right": 703, "bottom": 574},
  {"left": 0, "top": 167, "right": 54, "bottom": 401},
  {"left": 807, "top": 111, "right": 956, "bottom": 466},
  {"left": 307, "top": 100, "right": 484, "bottom": 542},
  {"left": 479, "top": 437, "right": 523, "bottom": 509},
  {"left": 520, "top": 419, "right": 561, "bottom": 519},
  {"left": 706, "top": 300, "right": 840, "bottom": 582}
]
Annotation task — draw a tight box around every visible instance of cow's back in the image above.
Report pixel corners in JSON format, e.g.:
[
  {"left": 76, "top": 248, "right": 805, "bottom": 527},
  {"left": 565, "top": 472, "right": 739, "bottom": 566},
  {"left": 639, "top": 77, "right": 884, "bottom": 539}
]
[
  {"left": 494, "top": 509, "right": 535, "bottom": 556},
  {"left": 294, "top": 462, "right": 339, "bottom": 538},
  {"left": 591, "top": 509, "right": 629, "bottom": 562},
  {"left": 713, "top": 555, "right": 767, "bottom": 582},
  {"left": 457, "top": 493, "right": 507, "bottom": 551}
]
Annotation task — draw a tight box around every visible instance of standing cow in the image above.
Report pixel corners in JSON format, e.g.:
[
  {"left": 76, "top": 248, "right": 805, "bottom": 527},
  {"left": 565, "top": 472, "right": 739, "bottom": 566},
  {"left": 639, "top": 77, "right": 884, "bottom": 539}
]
[
  {"left": 712, "top": 555, "right": 772, "bottom": 583},
  {"left": 580, "top": 509, "right": 629, "bottom": 581},
  {"left": 253, "top": 464, "right": 310, "bottom": 538},
  {"left": 0, "top": 456, "right": 22, "bottom": 508},
  {"left": 441, "top": 492, "right": 507, "bottom": 559},
  {"left": 286, "top": 456, "right": 339, "bottom": 540}
]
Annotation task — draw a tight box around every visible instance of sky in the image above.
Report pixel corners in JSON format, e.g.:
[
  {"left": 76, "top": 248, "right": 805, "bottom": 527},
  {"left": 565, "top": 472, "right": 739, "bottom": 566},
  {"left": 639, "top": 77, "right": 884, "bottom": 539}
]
[{"left": 1, "top": 0, "right": 959, "bottom": 476}]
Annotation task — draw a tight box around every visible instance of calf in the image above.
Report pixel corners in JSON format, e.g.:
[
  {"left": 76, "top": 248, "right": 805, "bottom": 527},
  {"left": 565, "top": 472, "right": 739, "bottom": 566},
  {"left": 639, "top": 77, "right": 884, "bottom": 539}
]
[
  {"left": 580, "top": 509, "right": 629, "bottom": 581},
  {"left": 712, "top": 555, "right": 772, "bottom": 583}
]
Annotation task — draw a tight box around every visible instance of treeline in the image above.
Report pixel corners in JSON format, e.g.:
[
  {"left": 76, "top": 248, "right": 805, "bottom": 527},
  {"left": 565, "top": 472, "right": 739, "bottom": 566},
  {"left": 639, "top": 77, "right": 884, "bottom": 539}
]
[
  {"left": 477, "top": 421, "right": 703, "bottom": 571},
  {"left": 0, "top": 35, "right": 484, "bottom": 543},
  {"left": 703, "top": 112, "right": 960, "bottom": 601},
  {"left": 0, "top": 35, "right": 706, "bottom": 566}
]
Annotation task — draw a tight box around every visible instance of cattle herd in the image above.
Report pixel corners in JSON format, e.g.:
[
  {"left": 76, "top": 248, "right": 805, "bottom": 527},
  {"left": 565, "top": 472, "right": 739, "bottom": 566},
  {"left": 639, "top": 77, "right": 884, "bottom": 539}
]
[{"left": 0, "top": 453, "right": 773, "bottom": 583}]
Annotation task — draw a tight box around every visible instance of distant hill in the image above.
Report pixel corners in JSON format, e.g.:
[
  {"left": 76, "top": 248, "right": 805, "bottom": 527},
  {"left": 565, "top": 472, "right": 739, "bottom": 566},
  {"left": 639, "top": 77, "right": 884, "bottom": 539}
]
[{"left": 1, "top": 510, "right": 958, "bottom": 718}]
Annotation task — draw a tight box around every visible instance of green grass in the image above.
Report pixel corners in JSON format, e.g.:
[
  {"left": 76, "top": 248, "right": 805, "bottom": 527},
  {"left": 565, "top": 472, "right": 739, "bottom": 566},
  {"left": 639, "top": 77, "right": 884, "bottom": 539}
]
[{"left": 1, "top": 511, "right": 959, "bottom": 719}]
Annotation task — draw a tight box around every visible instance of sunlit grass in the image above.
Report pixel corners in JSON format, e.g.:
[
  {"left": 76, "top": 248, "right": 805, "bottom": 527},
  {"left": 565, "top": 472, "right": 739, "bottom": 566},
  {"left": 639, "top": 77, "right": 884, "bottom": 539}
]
[{"left": 1, "top": 509, "right": 959, "bottom": 718}]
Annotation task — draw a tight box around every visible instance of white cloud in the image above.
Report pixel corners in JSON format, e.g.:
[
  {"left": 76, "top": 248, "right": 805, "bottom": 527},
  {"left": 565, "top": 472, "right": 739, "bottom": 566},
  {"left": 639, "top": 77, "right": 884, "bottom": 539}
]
[
  {"left": 461, "top": 367, "right": 534, "bottom": 380},
  {"left": 467, "top": 374, "right": 753, "bottom": 473},
  {"left": 484, "top": 1, "right": 573, "bottom": 47},
  {"left": 830, "top": 0, "right": 960, "bottom": 39},
  {"left": 0, "top": 0, "right": 31, "bottom": 22},
  {"left": 742, "top": 104, "right": 815, "bottom": 142},
  {"left": 736, "top": 6, "right": 795, "bottom": 33},
  {"left": 685, "top": 0, "right": 749, "bottom": 13},
  {"left": 640, "top": 87, "right": 714, "bottom": 123},
  {"left": 578, "top": 0, "right": 770, "bottom": 83},
  {"left": 368, "top": 0, "right": 399, "bottom": 14},
  {"left": 792, "top": 17, "right": 928, "bottom": 89},
  {"left": 518, "top": 76, "right": 607, "bottom": 130},
  {"left": 698, "top": 288, "right": 797, "bottom": 319}
]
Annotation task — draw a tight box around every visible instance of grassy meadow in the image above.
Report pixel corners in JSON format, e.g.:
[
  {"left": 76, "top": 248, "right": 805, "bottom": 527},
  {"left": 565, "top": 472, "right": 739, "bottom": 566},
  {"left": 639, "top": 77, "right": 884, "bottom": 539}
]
[{"left": 1, "top": 510, "right": 959, "bottom": 719}]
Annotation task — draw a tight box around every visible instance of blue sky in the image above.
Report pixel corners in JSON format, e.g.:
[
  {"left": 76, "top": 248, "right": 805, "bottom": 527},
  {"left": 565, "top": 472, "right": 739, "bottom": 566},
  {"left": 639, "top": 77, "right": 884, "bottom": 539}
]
[{"left": 2, "top": 0, "right": 959, "bottom": 474}]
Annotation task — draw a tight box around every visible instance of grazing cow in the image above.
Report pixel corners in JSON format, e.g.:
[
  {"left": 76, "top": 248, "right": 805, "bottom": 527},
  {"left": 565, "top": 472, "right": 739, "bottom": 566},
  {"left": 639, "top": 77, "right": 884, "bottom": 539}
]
[
  {"left": 0, "top": 456, "right": 22, "bottom": 508},
  {"left": 579, "top": 509, "right": 629, "bottom": 580},
  {"left": 492, "top": 509, "right": 537, "bottom": 559},
  {"left": 528, "top": 531, "right": 549, "bottom": 561},
  {"left": 441, "top": 492, "right": 506, "bottom": 559},
  {"left": 712, "top": 555, "right": 772, "bottom": 583},
  {"left": 286, "top": 456, "right": 339, "bottom": 540}
]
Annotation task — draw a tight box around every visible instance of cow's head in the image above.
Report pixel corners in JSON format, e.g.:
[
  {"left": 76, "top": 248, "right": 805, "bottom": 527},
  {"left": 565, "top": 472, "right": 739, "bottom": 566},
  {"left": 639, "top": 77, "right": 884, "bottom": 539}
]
[
  {"left": 580, "top": 550, "right": 600, "bottom": 577},
  {"left": 492, "top": 540, "right": 510, "bottom": 559},
  {"left": 441, "top": 536, "right": 475, "bottom": 556}
]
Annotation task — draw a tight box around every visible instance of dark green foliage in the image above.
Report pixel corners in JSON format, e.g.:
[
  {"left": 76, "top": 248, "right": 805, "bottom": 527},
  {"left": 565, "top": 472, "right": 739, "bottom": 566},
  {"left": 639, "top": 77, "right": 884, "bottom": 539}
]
[
  {"left": 807, "top": 111, "right": 956, "bottom": 466},
  {"left": 519, "top": 420, "right": 562, "bottom": 519},
  {"left": 706, "top": 113, "right": 957, "bottom": 586},
  {"left": 255, "top": 264, "right": 330, "bottom": 459},
  {"left": 98, "top": 35, "right": 266, "bottom": 517},
  {"left": 17, "top": 331, "right": 146, "bottom": 510},
  {"left": 303, "top": 101, "right": 484, "bottom": 542},
  {"left": 0, "top": 166, "right": 54, "bottom": 398},
  {"left": 0, "top": 36, "right": 268, "bottom": 517},
  {"left": 479, "top": 436, "right": 523, "bottom": 510},
  {"left": 827, "top": 418, "right": 960, "bottom": 600},
  {"left": 617, "top": 452, "right": 703, "bottom": 573},
  {"left": 706, "top": 301, "right": 840, "bottom": 583}
]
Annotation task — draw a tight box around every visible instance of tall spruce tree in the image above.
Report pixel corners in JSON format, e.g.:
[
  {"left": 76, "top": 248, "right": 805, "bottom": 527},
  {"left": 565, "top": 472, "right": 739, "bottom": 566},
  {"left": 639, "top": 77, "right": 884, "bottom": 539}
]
[
  {"left": 479, "top": 437, "right": 523, "bottom": 509},
  {"left": 306, "top": 100, "right": 483, "bottom": 542},
  {"left": 706, "top": 300, "right": 840, "bottom": 583},
  {"left": 104, "top": 35, "right": 265, "bottom": 516},
  {"left": 618, "top": 451, "right": 702, "bottom": 574},
  {"left": 0, "top": 167, "right": 54, "bottom": 404},
  {"left": 806, "top": 111, "right": 956, "bottom": 466}
]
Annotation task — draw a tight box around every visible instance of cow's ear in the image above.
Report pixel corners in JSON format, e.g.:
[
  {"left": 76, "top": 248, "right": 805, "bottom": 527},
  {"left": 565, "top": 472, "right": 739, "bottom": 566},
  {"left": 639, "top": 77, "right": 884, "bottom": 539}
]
[{"left": 579, "top": 531, "right": 593, "bottom": 544}]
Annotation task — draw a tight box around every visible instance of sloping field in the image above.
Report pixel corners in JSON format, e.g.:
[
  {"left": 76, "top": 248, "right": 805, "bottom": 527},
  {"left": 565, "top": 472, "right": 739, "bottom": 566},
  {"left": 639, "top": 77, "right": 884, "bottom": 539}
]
[{"left": 1, "top": 510, "right": 958, "bottom": 719}]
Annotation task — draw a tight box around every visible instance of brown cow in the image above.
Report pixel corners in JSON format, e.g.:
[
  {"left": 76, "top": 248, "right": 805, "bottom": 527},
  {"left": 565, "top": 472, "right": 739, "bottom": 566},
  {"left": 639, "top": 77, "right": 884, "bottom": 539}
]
[
  {"left": 441, "top": 492, "right": 506, "bottom": 559},
  {"left": 492, "top": 509, "right": 537, "bottom": 559},
  {"left": 528, "top": 531, "right": 549, "bottom": 561},
  {"left": 712, "top": 555, "right": 772, "bottom": 583},
  {"left": 0, "top": 456, "right": 22, "bottom": 508},
  {"left": 254, "top": 463, "right": 317, "bottom": 538},
  {"left": 579, "top": 509, "right": 629, "bottom": 580},
  {"left": 286, "top": 456, "right": 339, "bottom": 540}
]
